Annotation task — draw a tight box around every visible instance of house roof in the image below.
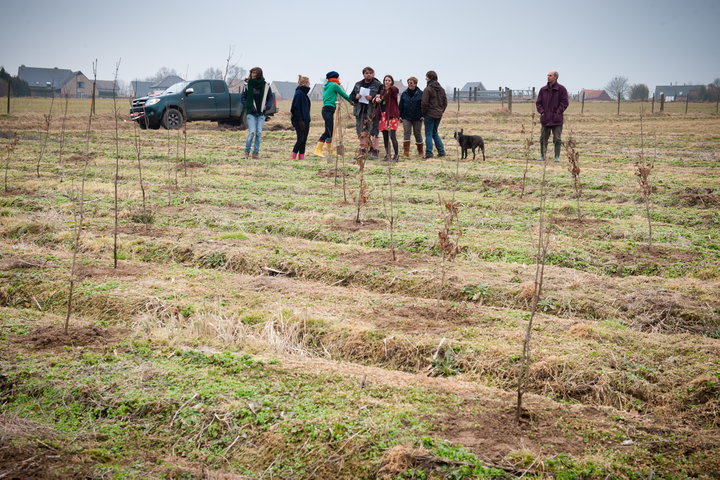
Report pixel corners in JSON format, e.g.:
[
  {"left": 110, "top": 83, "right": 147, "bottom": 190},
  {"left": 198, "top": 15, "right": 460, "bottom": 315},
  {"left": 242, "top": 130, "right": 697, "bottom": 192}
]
[
  {"left": 309, "top": 83, "right": 324, "bottom": 99},
  {"left": 654, "top": 85, "right": 704, "bottom": 97},
  {"left": 461, "top": 81, "right": 486, "bottom": 91},
  {"left": 131, "top": 81, "right": 153, "bottom": 98},
  {"left": 95, "top": 80, "right": 117, "bottom": 92},
  {"left": 271, "top": 81, "right": 297, "bottom": 100},
  {"left": 150, "top": 75, "right": 184, "bottom": 89},
  {"left": 582, "top": 89, "right": 611, "bottom": 100},
  {"left": 18, "top": 66, "right": 77, "bottom": 89}
]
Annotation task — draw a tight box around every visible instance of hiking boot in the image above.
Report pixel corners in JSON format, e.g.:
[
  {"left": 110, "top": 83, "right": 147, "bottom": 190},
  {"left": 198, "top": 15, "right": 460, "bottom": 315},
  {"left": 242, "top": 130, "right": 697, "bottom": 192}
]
[{"left": 252, "top": 153, "right": 260, "bottom": 159}]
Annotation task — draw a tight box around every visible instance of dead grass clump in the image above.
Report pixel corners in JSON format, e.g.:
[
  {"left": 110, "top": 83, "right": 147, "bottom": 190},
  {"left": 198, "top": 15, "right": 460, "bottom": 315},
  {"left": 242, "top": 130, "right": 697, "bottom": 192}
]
[
  {"left": 518, "top": 281, "right": 536, "bottom": 300},
  {"left": 568, "top": 322, "right": 598, "bottom": 339},
  {"left": 377, "top": 445, "right": 451, "bottom": 479},
  {"left": 683, "top": 374, "right": 720, "bottom": 405},
  {"left": 677, "top": 187, "right": 720, "bottom": 207},
  {"left": 1, "top": 218, "right": 57, "bottom": 239},
  {"left": 619, "top": 289, "right": 716, "bottom": 334}
]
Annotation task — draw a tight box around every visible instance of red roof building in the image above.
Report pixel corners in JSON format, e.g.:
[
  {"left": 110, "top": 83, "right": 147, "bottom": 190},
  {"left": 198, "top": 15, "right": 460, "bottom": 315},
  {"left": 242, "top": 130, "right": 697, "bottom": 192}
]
[{"left": 581, "top": 89, "right": 612, "bottom": 101}]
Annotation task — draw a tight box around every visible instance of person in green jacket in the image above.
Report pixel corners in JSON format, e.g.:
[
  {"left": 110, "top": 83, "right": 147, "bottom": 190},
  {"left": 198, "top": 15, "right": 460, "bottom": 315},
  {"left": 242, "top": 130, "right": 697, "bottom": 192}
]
[{"left": 313, "top": 71, "right": 352, "bottom": 158}]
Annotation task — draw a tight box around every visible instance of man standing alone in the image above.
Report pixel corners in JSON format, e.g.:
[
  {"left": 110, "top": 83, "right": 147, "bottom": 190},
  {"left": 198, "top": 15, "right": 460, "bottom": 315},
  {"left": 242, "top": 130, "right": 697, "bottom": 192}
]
[{"left": 536, "top": 70, "right": 569, "bottom": 162}]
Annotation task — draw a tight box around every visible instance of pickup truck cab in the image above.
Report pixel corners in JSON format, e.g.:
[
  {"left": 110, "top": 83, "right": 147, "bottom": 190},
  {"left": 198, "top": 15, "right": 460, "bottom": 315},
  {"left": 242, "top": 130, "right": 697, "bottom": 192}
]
[{"left": 130, "top": 79, "right": 246, "bottom": 130}]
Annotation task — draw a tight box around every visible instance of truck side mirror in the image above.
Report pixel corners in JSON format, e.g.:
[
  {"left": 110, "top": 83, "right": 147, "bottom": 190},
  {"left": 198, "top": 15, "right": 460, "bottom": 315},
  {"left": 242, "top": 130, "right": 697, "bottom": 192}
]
[{"left": 185, "top": 88, "right": 194, "bottom": 95}]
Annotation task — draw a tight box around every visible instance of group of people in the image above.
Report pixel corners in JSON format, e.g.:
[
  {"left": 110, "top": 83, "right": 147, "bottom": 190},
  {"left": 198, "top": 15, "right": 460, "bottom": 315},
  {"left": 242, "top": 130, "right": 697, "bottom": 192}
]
[{"left": 244, "top": 66, "right": 569, "bottom": 163}]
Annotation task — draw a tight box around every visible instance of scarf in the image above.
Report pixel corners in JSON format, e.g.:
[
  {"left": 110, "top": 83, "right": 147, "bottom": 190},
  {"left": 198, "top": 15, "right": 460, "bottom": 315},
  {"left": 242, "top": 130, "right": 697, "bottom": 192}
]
[
  {"left": 245, "top": 77, "right": 266, "bottom": 112},
  {"left": 327, "top": 78, "right": 341, "bottom": 85}
]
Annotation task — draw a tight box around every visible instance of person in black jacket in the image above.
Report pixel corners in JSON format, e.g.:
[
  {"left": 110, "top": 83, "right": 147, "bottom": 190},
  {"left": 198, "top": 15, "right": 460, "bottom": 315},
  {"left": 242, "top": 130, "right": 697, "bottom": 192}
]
[
  {"left": 290, "top": 75, "right": 311, "bottom": 160},
  {"left": 349, "top": 67, "right": 383, "bottom": 159},
  {"left": 399, "top": 76, "right": 423, "bottom": 158}
]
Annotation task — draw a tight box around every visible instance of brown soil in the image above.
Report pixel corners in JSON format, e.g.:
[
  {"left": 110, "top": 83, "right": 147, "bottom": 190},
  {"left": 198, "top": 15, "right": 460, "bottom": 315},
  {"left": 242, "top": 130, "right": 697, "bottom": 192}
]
[
  {"left": 552, "top": 217, "right": 608, "bottom": 229},
  {"left": 436, "top": 406, "right": 600, "bottom": 462},
  {"left": 76, "top": 262, "right": 145, "bottom": 280},
  {"left": 481, "top": 178, "right": 522, "bottom": 191},
  {"left": 176, "top": 161, "right": 205, "bottom": 169},
  {"left": 614, "top": 244, "right": 698, "bottom": 265},
  {"left": 117, "top": 224, "right": 166, "bottom": 237},
  {"left": 334, "top": 218, "right": 386, "bottom": 231},
  {"left": 373, "top": 303, "right": 475, "bottom": 334},
  {"left": 15, "top": 324, "right": 121, "bottom": 350},
  {"left": 343, "top": 249, "right": 430, "bottom": 269}
]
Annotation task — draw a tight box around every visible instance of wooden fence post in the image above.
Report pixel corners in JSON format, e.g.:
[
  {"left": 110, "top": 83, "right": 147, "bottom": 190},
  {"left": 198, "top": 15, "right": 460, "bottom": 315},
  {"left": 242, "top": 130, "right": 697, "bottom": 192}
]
[
  {"left": 532, "top": 86, "right": 536, "bottom": 100},
  {"left": 660, "top": 93, "right": 665, "bottom": 112},
  {"left": 651, "top": 93, "right": 655, "bottom": 114},
  {"left": 6, "top": 80, "right": 10, "bottom": 114},
  {"left": 453, "top": 87, "right": 457, "bottom": 101},
  {"left": 685, "top": 90, "right": 689, "bottom": 114},
  {"left": 500, "top": 87, "right": 504, "bottom": 109},
  {"left": 507, "top": 88, "right": 512, "bottom": 112},
  {"left": 581, "top": 90, "right": 585, "bottom": 114}
]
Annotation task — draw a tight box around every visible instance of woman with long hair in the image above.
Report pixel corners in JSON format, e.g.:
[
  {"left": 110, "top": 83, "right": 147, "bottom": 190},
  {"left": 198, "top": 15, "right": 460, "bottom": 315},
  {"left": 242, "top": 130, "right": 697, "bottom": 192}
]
[{"left": 375, "top": 75, "right": 400, "bottom": 161}]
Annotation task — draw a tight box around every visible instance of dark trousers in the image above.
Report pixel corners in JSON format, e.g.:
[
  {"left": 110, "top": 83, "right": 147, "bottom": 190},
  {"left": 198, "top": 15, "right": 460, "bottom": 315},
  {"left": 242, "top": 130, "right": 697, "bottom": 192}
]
[
  {"left": 292, "top": 119, "right": 310, "bottom": 154},
  {"left": 540, "top": 124, "right": 563, "bottom": 158},
  {"left": 319, "top": 105, "right": 335, "bottom": 142}
]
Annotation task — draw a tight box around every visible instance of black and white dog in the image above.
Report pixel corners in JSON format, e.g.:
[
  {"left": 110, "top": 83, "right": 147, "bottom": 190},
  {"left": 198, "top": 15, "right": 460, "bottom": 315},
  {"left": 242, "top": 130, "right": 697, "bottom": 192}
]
[{"left": 454, "top": 129, "right": 486, "bottom": 161}]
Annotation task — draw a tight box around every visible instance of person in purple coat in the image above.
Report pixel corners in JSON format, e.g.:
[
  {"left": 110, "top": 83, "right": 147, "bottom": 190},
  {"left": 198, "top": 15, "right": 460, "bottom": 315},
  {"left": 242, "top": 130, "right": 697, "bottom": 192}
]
[{"left": 535, "top": 70, "right": 569, "bottom": 162}]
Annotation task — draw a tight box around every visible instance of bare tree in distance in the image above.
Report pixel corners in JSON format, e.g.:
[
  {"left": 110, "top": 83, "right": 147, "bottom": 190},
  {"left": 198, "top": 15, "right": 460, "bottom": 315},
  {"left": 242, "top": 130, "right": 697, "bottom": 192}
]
[
  {"left": 145, "top": 67, "right": 180, "bottom": 83},
  {"left": 606, "top": 76, "right": 630, "bottom": 115},
  {"left": 630, "top": 83, "right": 649, "bottom": 100},
  {"left": 223, "top": 46, "right": 244, "bottom": 82},
  {"left": 201, "top": 67, "right": 223, "bottom": 79}
]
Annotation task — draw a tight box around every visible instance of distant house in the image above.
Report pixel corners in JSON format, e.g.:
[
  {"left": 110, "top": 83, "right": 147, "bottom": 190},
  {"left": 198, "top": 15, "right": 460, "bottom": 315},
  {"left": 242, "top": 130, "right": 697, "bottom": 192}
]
[
  {"left": 581, "top": 89, "right": 612, "bottom": 101},
  {"left": 654, "top": 84, "right": 704, "bottom": 101},
  {"left": 461, "top": 81, "right": 486, "bottom": 92},
  {"left": 149, "top": 75, "right": 184, "bottom": 94},
  {"left": 18, "top": 65, "right": 91, "bottom": 98},
  {"left": 308, "top": 81, "right": 356, "bottom": 102},
  {"left": 309, "top": 83, "right": 324, "bottom": 101},
  {"left": 94, "top": 80, "right": 119, "bottom": 98},
  {"left": 271, "top": 81, "right": 297, "bottom": 101},
  {"left": 456, "top": 81, "right": 500, "bottom": 100},
  {"left": 395, "top": 79, "right": 407, "bottom": 95},
  {"left": 131, "top": 80, "right": 153, "bottom": 98}
]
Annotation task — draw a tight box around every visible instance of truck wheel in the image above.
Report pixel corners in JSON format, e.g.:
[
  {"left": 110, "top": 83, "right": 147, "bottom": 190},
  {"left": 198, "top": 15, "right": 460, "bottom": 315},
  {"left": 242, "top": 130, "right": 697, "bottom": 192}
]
[
  {"left": 136, "top": 120, "right": 148, "bottom": 130},
  {"left": 162, "top": 108, "right": 184, "bottom": 129}
]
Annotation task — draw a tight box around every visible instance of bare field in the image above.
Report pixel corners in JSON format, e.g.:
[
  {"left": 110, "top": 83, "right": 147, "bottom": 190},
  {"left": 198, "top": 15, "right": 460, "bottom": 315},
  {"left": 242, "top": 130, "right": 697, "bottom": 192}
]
[{"left": 0, "top": 98, "right": 719, "bottom": 479}]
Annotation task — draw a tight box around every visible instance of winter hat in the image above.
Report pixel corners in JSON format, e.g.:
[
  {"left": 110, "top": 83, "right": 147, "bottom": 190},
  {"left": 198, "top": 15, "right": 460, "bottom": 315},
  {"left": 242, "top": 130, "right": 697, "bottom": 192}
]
[{"left": 326, "top": 71, "right": 339, "bottom": 80}]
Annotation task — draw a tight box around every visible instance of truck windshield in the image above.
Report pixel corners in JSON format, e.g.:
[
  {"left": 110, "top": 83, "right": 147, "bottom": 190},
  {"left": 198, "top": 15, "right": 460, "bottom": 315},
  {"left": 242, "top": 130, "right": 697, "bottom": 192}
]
[{"left": 163, "top": 81, "right": 190, "bottom": 94}]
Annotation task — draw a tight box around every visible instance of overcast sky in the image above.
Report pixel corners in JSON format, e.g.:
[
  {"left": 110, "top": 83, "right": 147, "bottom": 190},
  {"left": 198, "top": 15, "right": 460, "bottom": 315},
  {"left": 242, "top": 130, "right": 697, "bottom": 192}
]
[{"left": 1, "top": 0, "right": 718, "bottom": 94}]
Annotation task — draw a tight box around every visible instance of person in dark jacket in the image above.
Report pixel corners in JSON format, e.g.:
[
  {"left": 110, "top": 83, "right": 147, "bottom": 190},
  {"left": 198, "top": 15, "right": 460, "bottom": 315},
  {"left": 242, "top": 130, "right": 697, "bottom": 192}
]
[
  {"left": 535, "top": 70, "right": 569, "bottom": 162},
  {"left": 349, "top": 66, "right": 383, "bottom": 159},
  {"left": 399, "top": 76, "right": 423, "bottom": 158},
  {"left": 240, "top": 66, "right": 275, "bottom": 159},
  {"left": 421, "top": 70, "right": 447, "bottom": 158},
  {"left": 290, "top": 75, "right": 311, "bottom": 160}
]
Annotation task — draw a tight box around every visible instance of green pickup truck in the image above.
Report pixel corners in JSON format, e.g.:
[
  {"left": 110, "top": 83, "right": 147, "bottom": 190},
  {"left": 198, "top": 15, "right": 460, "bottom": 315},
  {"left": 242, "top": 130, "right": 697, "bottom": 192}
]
[{"left": 129, "top": 79, "right": 247, "bottom": 130}]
